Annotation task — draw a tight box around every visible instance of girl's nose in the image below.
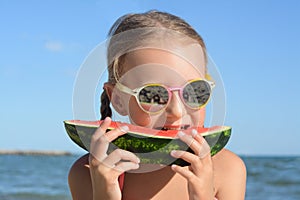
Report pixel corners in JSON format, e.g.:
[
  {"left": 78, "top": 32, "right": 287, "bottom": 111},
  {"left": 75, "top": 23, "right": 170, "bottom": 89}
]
[{"left": 165, "top": 91, "right": 185, "bottom": 119}]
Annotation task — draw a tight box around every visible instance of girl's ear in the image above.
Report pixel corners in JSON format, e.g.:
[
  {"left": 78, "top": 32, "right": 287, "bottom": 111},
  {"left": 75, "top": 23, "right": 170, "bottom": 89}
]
[
  {"left": 103, "top": 82, "right": 127, "bottom": 116},
  {"left": 103, "top": 82, "right": 114, "bottom": 100}
]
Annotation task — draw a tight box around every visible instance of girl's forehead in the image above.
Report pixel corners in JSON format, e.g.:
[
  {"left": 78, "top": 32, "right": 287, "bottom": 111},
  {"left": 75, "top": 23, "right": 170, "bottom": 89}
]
[
  {"left": 120, "top": 64, "right": 204, "bottom": 88},
  {"left": 119, "top": 48, "right": 206, "bottom": 87},
  {"left": 123, "top": 46, "right": 205, "bottom": 70},
  {"left": 122, "top": 48, "right": 205, "bottom": 76}
]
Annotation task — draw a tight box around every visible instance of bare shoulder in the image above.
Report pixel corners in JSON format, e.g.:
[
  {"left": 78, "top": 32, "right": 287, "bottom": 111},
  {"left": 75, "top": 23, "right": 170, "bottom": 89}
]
[
  {"left": 212, "top": 149, "right": 247, "bottom": 199},
  {"left": 68, "top": 153, "right": 92, "bottom": 200},
  {"left": 213, "top": 148, "right": 246, "bottom": 171}
]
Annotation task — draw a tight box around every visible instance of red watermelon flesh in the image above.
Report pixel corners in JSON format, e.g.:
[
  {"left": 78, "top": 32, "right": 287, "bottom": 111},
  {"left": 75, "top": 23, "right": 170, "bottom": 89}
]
[{"left": 66, "top": 120, "right": 222, "bottom": 138}]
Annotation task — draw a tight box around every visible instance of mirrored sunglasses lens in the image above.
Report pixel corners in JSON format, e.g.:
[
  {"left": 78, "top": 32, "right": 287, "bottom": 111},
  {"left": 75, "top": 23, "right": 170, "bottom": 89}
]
[
  {"left": 183, "top": 80, "right": 211, "bottom": 108},
  {"left": 138, "top": 85, "right": 169, "bottom": 112}
]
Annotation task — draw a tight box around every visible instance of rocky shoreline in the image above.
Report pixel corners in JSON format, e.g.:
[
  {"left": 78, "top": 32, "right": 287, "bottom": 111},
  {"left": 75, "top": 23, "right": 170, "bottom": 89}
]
[{"left": 0, "top": 150, "right": 72, "bottom": 156}]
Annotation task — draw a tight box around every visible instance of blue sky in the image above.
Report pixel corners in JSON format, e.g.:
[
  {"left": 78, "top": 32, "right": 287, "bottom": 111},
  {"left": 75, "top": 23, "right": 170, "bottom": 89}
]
[{"left": 1, "top": 0, "right": 299, "bottom": 155}]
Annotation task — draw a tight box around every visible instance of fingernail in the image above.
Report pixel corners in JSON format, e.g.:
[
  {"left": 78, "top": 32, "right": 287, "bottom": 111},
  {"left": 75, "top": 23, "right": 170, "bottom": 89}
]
[
  {"left": 133, "top": 163, "right": 140, "bottom": 169},
  {"left": 178, "top": 131, "right": 185, "bottom": 137},
  {"left": 136, "top": 157, "right": 140, "bottom": 163},
  {"left": 192, "top": 129, "right": 198, "bottom": 137},
  {"left": 170, "top": 150, "right": 178, "bottom": 157},
  {"left": 119, "top": 126, "right": 129, "bottom": 133},
  {"left": 171, "top": 164, "right": 177, "bottom": 170}
]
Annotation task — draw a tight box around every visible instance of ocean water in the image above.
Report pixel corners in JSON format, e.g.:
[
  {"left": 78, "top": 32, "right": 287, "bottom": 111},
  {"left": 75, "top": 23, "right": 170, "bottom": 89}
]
[
  {"left": 0, "top": 154, "right": 299, "bottom": 200},
  {"left": 0, "top": 154, "right": 75, "bottom": 200},
  {"left": 243, "top": 156, "right": 300, "bottom": 200}
]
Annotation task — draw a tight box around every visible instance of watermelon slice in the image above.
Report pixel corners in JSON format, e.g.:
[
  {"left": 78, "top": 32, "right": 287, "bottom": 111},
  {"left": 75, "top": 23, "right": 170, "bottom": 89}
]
[{"left": 64, "top": 120, "right": 231, "bottom": 166}]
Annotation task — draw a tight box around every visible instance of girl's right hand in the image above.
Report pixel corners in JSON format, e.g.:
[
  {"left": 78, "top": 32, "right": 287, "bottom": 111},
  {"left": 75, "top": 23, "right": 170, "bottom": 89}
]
[{"left": 88, "top": 117, "right": 140, "bottom": 200}]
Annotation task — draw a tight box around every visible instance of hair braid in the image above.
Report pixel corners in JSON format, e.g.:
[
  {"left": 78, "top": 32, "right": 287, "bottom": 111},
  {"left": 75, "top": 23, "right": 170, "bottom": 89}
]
[{"left": 100, "top": 90, "right": 112, "bottom": 120}]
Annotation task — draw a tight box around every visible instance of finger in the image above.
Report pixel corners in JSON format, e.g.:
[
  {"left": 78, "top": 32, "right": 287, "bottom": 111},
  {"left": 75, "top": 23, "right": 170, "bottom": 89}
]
[
  {"left": 178, "top": 131, "right": 210, "bottom": 159},
  {"left": 92, "top": 121, "right": 129, "bottom": 144},
  {"left": 171, "top": 164, "right": 195, "bottom": 180},
  {"left": 178, "top": 131, "right": 194, "bottom": 147},
  {"left": 91, "top": 117, "right": 112, "bottom": 141},
  {"left": 90, "top": 143, "right": 109, "bottom": 162},
  {"left": 171, "top": 150, "right": 200, "bottom": 166},
  {"left": 103, "top": 149, "right": 140, "bottom": 167},
  {"left": 191, "top": 129, "right": 205, "bottom": 144},
  {"left": 198, "top": 140, "right": 210, "bottom": 159},
  {"left": 178, "top": 131, "right": 202, "bottom": 156},
  {"left": 104, "top": 125, "right": 129, "bottom": 142},
  {"left": 191, "top": 129, "right": 211, "bottom": 159},
  {"left": 90, "top": 126, "right": 110, "bottom": 161},
  {"left": 90, "top": 121, "right": 129, "bottom": 161},
  {"left": 114, "top": 161, "right": 140, "bottom": 173},
  {"left": 92, "top": 126, "right": 129, "bottom": 155},
  {"left": 171, "top": 149, "right": 206, "bottom": 176}
]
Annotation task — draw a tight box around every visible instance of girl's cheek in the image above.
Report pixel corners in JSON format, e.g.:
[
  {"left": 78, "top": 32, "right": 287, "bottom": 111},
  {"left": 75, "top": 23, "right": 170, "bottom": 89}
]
[
  {"left": 191, "top": 108, "right": 205, "bottom": 127},
  {"left": 128, "top": 97, "right": 152, "bottom": 127}
]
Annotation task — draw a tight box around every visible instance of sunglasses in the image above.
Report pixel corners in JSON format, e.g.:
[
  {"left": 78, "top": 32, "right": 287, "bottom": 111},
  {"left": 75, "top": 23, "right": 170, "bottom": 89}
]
[{"left": 115, "top": 78, "right": 215, "bottom": 114}]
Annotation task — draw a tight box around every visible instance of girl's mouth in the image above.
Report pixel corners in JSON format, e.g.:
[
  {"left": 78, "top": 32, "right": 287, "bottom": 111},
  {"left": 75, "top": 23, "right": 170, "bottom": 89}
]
[{"left": 156, "top": 125, "right": 190, "bottom": 131}]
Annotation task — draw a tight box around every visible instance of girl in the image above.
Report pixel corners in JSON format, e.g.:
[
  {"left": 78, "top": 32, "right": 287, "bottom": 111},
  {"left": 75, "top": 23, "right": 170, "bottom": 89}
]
[{"left": 68, "top": 10, "right": 246, "bottom": 200}]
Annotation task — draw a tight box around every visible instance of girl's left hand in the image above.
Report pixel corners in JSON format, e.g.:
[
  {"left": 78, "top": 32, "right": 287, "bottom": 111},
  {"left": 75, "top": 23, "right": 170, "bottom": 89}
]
[{"left": 170, "top": 130, "right": 215, "bottom": 200}]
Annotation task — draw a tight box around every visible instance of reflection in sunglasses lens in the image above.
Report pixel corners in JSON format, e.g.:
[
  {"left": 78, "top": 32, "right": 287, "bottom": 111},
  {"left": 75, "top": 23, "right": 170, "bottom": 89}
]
[
  {"left": 183, "top": 80, "right": 210, "bottom": 108},
  {"left": 138, "top": 85, "right": 169, "bottom": 112}
]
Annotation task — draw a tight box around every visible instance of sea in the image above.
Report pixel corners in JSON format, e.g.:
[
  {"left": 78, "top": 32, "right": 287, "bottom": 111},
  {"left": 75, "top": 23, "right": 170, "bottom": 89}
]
[{"left": 0, "top": 154, "right": 299, "bottom": 200}]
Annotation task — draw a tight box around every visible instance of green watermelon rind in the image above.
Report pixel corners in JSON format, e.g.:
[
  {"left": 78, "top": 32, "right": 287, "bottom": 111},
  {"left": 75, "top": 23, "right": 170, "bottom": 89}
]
[{"left": 64, "top": 121, "right": 231, "bottom": 166}]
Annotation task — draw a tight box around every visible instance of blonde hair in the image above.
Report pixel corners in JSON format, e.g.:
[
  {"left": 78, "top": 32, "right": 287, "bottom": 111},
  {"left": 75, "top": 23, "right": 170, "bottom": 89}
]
[{"left": 100, "top": 10, "right": 207, "bottom": 120}]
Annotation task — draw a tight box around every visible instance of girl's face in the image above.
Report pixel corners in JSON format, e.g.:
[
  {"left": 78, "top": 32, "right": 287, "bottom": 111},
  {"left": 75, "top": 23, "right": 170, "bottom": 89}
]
[{"left": 110, "top": 48, "right": 207, "bottom": 130}]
